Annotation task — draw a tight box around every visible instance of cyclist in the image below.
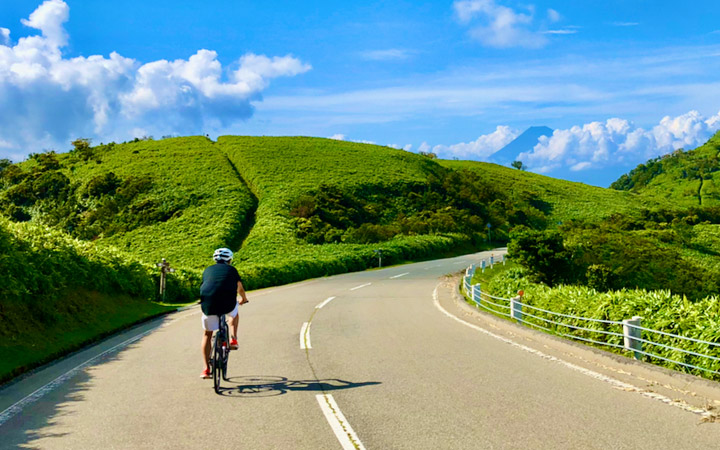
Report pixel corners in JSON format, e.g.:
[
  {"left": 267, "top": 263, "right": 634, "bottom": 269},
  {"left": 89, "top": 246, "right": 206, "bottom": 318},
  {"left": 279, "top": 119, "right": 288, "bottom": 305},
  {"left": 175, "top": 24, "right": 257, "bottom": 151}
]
[{"left": 199, "top": 247, "right": 249, "bottom": 378}]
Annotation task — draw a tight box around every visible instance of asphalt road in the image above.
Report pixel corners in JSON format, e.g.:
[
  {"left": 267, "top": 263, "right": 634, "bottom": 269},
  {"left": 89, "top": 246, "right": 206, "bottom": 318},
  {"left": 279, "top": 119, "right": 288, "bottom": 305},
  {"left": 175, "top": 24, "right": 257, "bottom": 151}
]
[{"left": 2, "top": 250, "right": 720, "bottom": 449}]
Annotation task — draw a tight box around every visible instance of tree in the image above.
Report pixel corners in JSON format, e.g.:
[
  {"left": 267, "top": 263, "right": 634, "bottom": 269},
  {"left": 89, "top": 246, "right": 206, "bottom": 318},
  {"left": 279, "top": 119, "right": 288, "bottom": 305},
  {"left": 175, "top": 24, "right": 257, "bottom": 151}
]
[
  {"left": 511, "top": 160, "right": 525, "bottom": 170},
  {"left": 0, "top": 159, "right": 11, "bottom": 175},
  {"left": 71, "top": 138, "right": 94, "bottom": 160},
  {"left": 419, "top": 151, "right": 437, "bottom": 159},
  {"left": 508, "top": 226, "right": 571, "bottom": 286}
]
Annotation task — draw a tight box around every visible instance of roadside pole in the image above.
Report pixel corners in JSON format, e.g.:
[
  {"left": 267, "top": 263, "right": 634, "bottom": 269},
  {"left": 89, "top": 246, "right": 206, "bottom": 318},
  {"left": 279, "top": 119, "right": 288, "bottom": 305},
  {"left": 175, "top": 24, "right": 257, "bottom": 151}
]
[{"left": 155, "top": 258, "right": 175, "bottom": 300}]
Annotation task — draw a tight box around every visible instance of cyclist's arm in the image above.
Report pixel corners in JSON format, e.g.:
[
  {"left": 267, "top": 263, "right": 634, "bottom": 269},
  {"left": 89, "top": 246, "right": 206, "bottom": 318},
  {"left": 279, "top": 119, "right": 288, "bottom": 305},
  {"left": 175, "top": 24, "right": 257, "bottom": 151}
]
[{"left": 237, "top": 281, "right": 249, "bottom": 305}]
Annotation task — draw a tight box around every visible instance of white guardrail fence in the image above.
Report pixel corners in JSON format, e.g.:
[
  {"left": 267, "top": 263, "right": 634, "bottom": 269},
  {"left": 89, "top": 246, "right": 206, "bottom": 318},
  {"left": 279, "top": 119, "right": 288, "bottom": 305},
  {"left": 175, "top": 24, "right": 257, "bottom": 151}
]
[{"left": 461, "top": 256, "right": 720, "bottom": 377}]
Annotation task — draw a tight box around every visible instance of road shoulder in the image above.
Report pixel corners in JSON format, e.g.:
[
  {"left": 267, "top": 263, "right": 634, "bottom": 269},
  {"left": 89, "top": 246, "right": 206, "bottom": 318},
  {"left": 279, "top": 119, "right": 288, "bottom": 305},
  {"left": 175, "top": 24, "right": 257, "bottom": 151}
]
[{"left": 436, "top": 274, "right": 720, "bottom": 421}]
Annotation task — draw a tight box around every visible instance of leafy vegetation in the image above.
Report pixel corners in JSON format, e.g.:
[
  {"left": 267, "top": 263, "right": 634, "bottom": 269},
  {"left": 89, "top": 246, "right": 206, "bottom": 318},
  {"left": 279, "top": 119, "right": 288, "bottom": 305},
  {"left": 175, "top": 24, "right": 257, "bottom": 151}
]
[
  {"left": 508, "top": 212, "right": 720, "bottom": 301},
  {"left": 288, "top": 170, "right": 547, "bottom": 245},
  {"left": 218, "top": 136, "right": 520, "bottom": 289},
  {"left": 438, "top": 159, "right": 662, "bottom": 224},
  {"left": 0, "top": 137, "right": 257, "bottom": 270},
  {"left": 611, "top": 130, "right": 720, "bottom": 207},
  {"left": 0, "top": 217, "right": 179, "bottom": 382},
  {"left": 477, "top": 265, "right": 720, "bottom": 380}
]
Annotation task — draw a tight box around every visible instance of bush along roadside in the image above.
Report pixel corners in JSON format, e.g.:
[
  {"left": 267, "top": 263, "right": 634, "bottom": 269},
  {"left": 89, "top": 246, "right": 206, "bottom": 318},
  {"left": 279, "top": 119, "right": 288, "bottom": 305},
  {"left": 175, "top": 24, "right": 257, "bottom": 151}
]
[
  {"left": 470, "top": 264, "right": 720, "bottom": 381},
  {"left": 0, "top": 217, "right": 196, "bottom": 383}
]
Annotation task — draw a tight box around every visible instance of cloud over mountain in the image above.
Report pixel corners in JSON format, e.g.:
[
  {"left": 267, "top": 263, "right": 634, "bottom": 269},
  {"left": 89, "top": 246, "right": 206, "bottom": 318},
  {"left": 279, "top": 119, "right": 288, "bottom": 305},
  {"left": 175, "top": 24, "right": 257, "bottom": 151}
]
[
  {"left": 431, "top": 126, "right": 519, "bottom": 159},
  {"left": 0, "top": 0, "right": 310, "bottom": 160},
  {"left": 518, "top": 111, "right": 720, "bottom": 173}
]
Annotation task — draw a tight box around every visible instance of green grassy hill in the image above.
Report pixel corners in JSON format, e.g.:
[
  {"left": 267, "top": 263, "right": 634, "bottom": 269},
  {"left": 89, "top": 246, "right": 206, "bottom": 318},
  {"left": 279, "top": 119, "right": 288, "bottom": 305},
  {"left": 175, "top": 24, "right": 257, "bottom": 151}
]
[
  {"left": 219, "top": 136, "right": 470, "bottom": 288},
  {"left": 611, "top": 130, "right": 720, "bottom": 206},
  {"left": 438, "top": 159, "right": 667, "bottom": 223}
]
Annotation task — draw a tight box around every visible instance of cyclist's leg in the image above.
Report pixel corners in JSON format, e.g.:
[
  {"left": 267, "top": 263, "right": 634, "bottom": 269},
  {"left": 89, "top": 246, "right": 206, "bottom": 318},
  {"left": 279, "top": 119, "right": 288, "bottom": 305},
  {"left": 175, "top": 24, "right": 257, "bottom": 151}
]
[
  {"left": 201, "top": 331, "right": 213, "bottom": 371},
  {"left": 201, "top": 313, "right": 220, "bottom": 374},
  {"left": 227, "top": 303, "right": 240, "bottom": 341}
]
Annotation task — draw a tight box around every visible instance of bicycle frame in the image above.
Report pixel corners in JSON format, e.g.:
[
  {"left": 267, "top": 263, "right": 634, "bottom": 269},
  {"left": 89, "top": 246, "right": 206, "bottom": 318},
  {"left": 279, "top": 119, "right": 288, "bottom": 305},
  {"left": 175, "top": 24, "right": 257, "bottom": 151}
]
[{"left": 211, "top": 314, "right": 230, "bottom": 393}]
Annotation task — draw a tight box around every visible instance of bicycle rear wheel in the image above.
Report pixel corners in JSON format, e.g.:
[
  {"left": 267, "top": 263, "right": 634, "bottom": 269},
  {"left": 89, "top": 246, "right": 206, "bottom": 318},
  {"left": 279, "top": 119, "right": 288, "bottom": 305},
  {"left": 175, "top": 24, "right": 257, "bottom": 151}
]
[
  {"left": 222, "top": 346, "right": 229, "bottom": 381},
  {"left": 213, "top": 334, "right": 222, "bottom": 394}
]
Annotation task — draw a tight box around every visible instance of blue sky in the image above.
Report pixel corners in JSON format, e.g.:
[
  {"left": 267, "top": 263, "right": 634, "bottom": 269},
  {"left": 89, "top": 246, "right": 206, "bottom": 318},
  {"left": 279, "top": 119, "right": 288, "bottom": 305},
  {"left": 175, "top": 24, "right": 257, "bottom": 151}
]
[{"left": 2, "top": 1, "right": 720, "bottom": 186}]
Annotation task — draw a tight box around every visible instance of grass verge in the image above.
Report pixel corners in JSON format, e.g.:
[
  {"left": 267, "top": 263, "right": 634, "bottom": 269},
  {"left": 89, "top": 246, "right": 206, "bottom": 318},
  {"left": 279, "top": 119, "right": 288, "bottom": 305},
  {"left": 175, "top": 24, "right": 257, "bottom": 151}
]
[{"left": 0, "top": 290, "right": 177, "bottom": 385}]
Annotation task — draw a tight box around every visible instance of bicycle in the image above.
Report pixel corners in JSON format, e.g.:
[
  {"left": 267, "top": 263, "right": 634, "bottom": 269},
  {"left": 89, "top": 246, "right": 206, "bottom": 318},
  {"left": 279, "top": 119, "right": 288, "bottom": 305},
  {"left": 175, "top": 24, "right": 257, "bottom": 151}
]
[{"left": 211, "top": 314, "right": 231, "bottom": 394}]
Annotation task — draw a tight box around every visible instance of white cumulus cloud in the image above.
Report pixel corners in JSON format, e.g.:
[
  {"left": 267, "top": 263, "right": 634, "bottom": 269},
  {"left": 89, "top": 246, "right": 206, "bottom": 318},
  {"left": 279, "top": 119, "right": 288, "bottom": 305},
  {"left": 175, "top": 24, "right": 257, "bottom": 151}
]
[
  {"left": 0, "top": 0, "right": 311, "bottom": 160},
  {"left": 453, "top": 0, "right": 555, "bottom": 48},
  {"left": 518, "top": 110, "right": 720, "bottom": 173},
  {"left": 431, "top": 125, "right": 519, "bottom": 159}
]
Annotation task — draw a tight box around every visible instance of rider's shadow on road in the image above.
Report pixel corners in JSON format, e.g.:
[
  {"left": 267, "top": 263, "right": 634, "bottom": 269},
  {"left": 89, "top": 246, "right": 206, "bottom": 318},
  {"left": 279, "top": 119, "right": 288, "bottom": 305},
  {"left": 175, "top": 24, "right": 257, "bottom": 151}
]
[{"left": 219, "top": 376, "right": 380, "bottom": 397}]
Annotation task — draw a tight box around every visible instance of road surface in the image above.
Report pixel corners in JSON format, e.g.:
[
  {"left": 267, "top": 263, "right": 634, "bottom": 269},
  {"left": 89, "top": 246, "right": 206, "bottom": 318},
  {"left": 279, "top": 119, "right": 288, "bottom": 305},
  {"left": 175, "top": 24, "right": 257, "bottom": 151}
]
[{"left": 2, "top": 250, "right": 720, "bottom": 449}]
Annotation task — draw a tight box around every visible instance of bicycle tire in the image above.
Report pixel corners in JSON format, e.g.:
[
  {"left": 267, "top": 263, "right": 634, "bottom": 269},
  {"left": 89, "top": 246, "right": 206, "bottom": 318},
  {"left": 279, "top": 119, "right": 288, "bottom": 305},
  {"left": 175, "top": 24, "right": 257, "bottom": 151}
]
[
  {"left": 213, "top": 334, "right": 222, "bottom": 394},
  {"left": 222, "top": 346, "right": 230, "bottom": 381},
  {"left": 220, "top": 317, "right": 230, "bottom": 381}
]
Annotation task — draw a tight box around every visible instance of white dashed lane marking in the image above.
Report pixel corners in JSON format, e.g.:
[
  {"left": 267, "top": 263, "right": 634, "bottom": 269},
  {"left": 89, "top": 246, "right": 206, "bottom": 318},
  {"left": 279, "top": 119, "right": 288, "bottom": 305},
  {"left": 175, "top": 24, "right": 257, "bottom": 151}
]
[
  {"left": 316, "top": 297, "right": 336, "bottom": 309},
  {"left": 350, "top": 283, "right": 371, "bottom": 291}
]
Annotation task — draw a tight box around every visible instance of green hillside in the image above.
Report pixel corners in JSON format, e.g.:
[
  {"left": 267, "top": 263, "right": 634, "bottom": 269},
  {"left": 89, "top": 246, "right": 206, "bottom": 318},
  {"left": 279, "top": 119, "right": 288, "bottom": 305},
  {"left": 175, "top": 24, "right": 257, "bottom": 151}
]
[
  {"left": 219, "top": 136, "right": 474, "bottom": 287},
  {"left": 1, "top": 137, "right": 256, "bottom": 270},
  {"left": 0, "top": 217, "right": 175, "bottom": 382},
  {"left": 611, "top": 130, "right": 720, "bottom": 206},
  {"left": 438, "top": 159, "right": 667, "bottom": 222}
]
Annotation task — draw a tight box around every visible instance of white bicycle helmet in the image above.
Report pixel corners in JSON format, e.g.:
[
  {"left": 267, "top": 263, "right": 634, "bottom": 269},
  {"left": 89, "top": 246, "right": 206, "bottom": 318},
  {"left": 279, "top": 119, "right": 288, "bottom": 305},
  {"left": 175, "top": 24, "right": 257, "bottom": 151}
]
[{"left": 213, "top": 247, "right": 233, "bottom": 262}]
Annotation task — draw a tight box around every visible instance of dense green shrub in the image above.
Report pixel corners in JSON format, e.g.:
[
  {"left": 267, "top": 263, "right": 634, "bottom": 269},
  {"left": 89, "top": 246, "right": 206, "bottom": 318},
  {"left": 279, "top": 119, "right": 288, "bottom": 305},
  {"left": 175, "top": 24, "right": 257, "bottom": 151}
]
[
  {"left": 507, "top": 226, "right": 572, "bottom": 286},
  {"left": 481, "top": 266, "right": 720, "bottom": 380}
]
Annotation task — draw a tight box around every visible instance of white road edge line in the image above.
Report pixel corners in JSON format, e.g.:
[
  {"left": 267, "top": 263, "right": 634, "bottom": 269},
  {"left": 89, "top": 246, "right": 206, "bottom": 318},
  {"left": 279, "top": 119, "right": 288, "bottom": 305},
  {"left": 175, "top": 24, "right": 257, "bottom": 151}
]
[
  {"left": 300, "top": 322, "right": 312, "bottom": 350},
  {"left": 0, "top": 326, "right": 160, "bottom": 428},
  {"left": 316, "top": 296, "right": 336, "bottom": 309},
  {"left": 432, "top": 285, "right": 714, "bottom": 420},
  {"left": 316, "top": 394, "right": 366, "bottom": 450},
  {"left": 349, "top": 283, "right": 371, "bottom": 291},
  {"left": 390, "top": 272, "right": 410, "bottom": 279}
]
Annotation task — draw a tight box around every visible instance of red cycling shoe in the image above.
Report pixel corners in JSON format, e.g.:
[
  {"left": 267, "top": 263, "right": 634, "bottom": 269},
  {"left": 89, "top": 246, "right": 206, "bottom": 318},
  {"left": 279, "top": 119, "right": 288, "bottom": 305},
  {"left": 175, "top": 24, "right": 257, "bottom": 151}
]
[
  {"left": 200, "top": 368, "right": 211, "bottom": 379},
  {"left": 230, "top": 338, "right": 239, "bottom": 350}
]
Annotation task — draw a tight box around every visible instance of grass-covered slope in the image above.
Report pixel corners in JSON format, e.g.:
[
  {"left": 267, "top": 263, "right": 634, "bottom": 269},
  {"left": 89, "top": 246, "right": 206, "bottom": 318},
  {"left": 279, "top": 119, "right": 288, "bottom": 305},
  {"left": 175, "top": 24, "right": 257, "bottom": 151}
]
[
  {"left": 0, "top": 217, "right": 175, "bottom": 383},
  {"left": 218, "top": 136, "right": 472, "bottom": 288},
  {"left": 611, "top": 130, "right": 720, "bottom": 206},
  {"left": 437, "top": 159, "right": 665, "bottom": 222},
  {"left": 64, "top": 137, "right": 257, "bottom": 270},
  {"left": 2, "top": 136, "right": 257, "bottom": 270}
]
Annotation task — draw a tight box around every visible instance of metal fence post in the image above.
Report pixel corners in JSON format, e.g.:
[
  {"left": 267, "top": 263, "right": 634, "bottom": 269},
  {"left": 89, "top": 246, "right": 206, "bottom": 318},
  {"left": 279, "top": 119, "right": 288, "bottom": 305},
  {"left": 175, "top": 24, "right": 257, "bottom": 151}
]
[
  {"left": 510, "top": 290, "right": 524, "bottom": 322},
  {"left": 471, "top": 283, "right": 481, "bottom": 305},
  {"left": 490, "top": 254, "right": 494, "bottom": 269},
  {"left": 623, "top": 316, "right": 643, "bottom": 360},
  {"left": 481, "top": 259, "right": 486, "bottom": 273},
  {"left": 502, "top": 255, "right": 506, "bottom": 266}
]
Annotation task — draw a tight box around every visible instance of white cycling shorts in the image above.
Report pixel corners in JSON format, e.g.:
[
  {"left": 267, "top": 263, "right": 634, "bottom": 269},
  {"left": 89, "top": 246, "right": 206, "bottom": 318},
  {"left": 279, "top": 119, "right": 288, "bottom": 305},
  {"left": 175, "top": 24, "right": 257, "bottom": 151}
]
[{"left": 201, "top": 303, "right": 239, "bottom": 331}]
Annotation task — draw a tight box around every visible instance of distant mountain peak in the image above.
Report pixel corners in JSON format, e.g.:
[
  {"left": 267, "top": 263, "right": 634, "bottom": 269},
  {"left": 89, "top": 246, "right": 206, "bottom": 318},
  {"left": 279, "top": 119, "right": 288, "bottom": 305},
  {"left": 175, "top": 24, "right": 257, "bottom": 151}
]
[{"left": 492, "top": 126, "right": 553, "bottom": 166}]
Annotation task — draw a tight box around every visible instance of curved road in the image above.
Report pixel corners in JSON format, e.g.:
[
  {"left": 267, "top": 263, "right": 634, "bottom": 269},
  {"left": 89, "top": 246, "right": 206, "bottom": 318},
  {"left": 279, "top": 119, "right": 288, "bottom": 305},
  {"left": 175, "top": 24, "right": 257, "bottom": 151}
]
[{"left": 2, "top": 250, "right": 720, "bottom": 449}]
